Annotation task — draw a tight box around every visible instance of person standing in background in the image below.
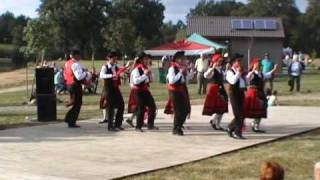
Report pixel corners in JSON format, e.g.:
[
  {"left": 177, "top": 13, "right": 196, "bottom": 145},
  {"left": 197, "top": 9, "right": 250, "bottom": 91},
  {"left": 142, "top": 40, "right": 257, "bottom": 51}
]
[
  {"left": 195, "top": 53, "right": 209, "bottom": 95},
  {"left": 288, "top": 54, "right": 304, "bottom": 92},
  {"left": 261, "top": 53, "right": 275, "bottom": 90}
]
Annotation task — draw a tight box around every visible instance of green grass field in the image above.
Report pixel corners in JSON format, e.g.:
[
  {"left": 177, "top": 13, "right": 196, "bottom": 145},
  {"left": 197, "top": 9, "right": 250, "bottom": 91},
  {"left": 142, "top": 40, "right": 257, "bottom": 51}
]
[
  {"left": 0, "top": 67, "right": 319, "bottom": 127},
  {"left": 124, "top": 128, "right": 320, "bottom": 180}
]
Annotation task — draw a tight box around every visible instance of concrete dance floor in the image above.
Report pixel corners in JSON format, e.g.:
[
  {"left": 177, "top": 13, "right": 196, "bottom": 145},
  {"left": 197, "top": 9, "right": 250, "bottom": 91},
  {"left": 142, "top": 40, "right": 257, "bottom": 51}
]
[{"left": 0, "top": 106, "right": 319, "bottom": 180}]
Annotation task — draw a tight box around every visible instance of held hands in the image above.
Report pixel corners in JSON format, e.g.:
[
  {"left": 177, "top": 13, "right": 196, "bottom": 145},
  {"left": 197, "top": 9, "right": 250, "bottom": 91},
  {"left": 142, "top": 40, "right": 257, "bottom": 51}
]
[{"left": 144, "top": 69, "right": 151, "bottom": 76}]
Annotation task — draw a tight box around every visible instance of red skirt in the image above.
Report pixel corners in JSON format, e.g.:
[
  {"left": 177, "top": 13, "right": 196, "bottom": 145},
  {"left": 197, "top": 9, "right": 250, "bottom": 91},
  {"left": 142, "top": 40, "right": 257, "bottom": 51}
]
[
  {"left": 244, "top": 87, "right": 267, "bottom": 118},
  {"left": 127, "top": 89, "right": 137, "bottom": 113},
  {"left": 202, "top": 84, "right": 228, "bottom": 116}
]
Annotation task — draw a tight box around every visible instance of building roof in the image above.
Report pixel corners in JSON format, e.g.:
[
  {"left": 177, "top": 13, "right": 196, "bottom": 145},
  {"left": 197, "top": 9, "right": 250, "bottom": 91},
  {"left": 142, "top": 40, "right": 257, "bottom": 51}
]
[{"left": 187, "top": 16, "right": 285, "bottom": 38}]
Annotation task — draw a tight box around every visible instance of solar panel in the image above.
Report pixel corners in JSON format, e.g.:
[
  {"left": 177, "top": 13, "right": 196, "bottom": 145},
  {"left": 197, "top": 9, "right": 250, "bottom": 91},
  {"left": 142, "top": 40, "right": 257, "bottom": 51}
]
[
  {"left": 231, "top": 20, "right": 242, "bottom": 29},
  {"left": 265, "top": 20, "right": 277, "bottom": 30},
  {"left": 254, "top": 19, "right": 278, "bottom": 30},
  {"left": 231, "top": 19, "right": 253, "bottom": 30},
  {"left": 242, "top": 20, "right": 253, "bottom": 29}
]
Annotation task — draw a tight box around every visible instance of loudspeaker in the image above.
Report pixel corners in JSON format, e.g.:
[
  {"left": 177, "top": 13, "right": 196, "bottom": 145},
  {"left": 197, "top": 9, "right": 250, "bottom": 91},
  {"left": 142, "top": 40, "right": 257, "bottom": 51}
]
[
  {"left": 37, "top": 94, "right": 57, "bottom": 121},
  {"left": 36, "top": 68, "right": 55, "bottom": 94}
]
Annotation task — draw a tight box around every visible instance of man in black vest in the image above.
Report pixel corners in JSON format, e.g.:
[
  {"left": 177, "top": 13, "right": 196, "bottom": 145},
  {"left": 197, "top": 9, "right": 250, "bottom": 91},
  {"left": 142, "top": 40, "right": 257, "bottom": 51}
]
[
  {"left": 131, "top": 52, "right": 158, "bottom": 132},
  {"left": 99, "top": 51, "right": 125, "bottom": 131},
  {"left": 226, "top": 53, "right": 246, "bottom": 139}
]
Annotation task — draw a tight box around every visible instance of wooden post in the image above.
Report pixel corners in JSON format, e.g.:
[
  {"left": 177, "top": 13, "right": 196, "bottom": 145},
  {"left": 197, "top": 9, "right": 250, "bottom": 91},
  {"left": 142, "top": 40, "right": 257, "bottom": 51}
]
[{"left": 26, "top": 62, "right": 28, "bottom": 101}]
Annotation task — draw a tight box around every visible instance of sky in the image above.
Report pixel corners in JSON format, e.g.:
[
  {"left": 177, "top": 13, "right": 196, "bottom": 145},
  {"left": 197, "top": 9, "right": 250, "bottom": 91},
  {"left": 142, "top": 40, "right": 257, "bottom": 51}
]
[{"left": 0, "top": 0, "right": 309, "bottom": 23}]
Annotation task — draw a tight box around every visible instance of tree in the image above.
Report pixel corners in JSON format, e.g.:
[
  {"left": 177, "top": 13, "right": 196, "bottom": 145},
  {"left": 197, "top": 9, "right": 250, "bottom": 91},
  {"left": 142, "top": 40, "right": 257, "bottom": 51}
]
[
  {"left": 37, "top": 0, "right": 111, "bottom": 57},
  {"left": 188, "top": 0, "right": 247, "bottom": 17},
  {"left": 302, "top": 0, "right": 320, "bottom": 55},
  {"left": 23, "top": 17, "right": 53, "bottom": 58},
  {"left": 109, "top": 0, "right": 165, "bottom": 49},
  {"left": 247, "top": 0, "right": 301, "bottom": 47},
  {"left": 0, "top": 12, "right": 16, "bottom": 43},
  {"left": 103, "top": 19, "right": 136, "bottom": 56}
]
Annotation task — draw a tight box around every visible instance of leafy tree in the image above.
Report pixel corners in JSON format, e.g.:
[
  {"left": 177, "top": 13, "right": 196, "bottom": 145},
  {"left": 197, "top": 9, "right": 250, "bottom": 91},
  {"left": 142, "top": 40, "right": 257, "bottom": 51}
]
[
  {"left": 109, "top": 0, "right": 165, "bottom": 49},
  {"left": 188, "top": 0, "right": 247, "bottom": 17},
  {"left": 302, "top": 0, "right": 320, "bottom": 55},
  {"left": 0, "top": 12, "right": 16, "bottom": 43},
  {"left": 247, "top": 0, "right": 301, "bottom": 47},
  {"left": 37, "top": 0, "right": 111, "bottom": 57},
  {"left": 103, "top": 19, "right": 136, "bottom": 56}
]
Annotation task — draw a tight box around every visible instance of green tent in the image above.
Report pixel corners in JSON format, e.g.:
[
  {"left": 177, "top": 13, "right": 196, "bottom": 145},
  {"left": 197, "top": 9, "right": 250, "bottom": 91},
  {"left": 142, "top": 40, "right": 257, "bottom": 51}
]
[{"left": 187, "top": 33, "right": 227, "bottom": 50}]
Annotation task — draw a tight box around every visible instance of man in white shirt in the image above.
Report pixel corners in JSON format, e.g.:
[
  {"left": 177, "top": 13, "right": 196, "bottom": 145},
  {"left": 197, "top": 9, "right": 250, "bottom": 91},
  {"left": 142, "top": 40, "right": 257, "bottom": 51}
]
[
  {"left": 195, "top": 53, "right": 209, "bottom": 95},
  {"left": 288, "top": 54, "right": 303, "bottom": 92},
  {"left": 131, "top": 53, "right": 157, "bottom": 131},
  {"left": 64, "top": 49, "right": 91, "bottom": 128},
  {"left": 165, "top": 51, "right": 191, "bottom": 136},
  {"left": 99, "top": 51, "right": 126, "bottom": 131},
  {"left": 225, "top": 53, "right": 246, "bottom": 139}
]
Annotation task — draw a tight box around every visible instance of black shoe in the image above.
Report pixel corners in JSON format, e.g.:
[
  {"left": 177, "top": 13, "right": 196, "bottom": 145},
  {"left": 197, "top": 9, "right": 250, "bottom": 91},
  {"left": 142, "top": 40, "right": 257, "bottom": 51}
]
[
  {"left": 135, "top": 128, "right": 144, "bottom": 132},
  {"left": 115, "top": 127, "right": 125, "bottom": 131},
  {"left": 252, "top": 127, "right": 266, "bottom": 133},
  {"left": 99, "top": 120, "right": 108, "bottom": 124},
  {"left": 126, "top": 119, "right": 135, "bottom": 127},
  {"left": 68, "top": 124, "right": 80, "bottom": 128},
  {"left": 227, "top": 128, "right": 234, "bottom": 138},
  {"left": 210, "top": 120, "right": 218, "bottom": 130},
  {"left": 233, "top": 133, "right": 246, "bottom": 140},
  {"left": 216, "top": 127, "right": 226, "bottom": 131},
  {"left": 147, "top": 126, "right": 159, "bottom": 130},
  {"left": 172, "top": 129, "right": 177, "bottom": 135},
  {"left": 176, "top": 129, "right": 184, "bottom": 136},
  {"left": 108, "top": 127, "right": 117, "bottom": 132}
]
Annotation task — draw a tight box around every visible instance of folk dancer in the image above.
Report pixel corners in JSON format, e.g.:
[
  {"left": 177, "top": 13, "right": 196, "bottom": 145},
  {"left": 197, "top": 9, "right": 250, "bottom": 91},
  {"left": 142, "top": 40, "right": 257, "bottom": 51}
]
[
  {"left": 99, "top": 51, "right": 129, "bottom": 131},
  {"left": 244, "top": 58, "right": 277, "bottom": 133},
  {"left": 164, "top": 51, "right": 191, "bottom": 136},
  {"left": 130, "top": 53, "right": 158, "bottom": 132},
  {"left": 226, "top": 53, "right": 247, "bottom": 139},
  {"left": 202, "top": 54, "right": 228, "bottom": 131},
  {"left": 64, "top": 49, "right": 91, "bottom": 128}
]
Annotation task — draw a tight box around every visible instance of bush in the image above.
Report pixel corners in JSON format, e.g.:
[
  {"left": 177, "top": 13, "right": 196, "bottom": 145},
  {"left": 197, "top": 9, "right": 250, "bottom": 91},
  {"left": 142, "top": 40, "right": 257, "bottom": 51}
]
[{"left": 0, "top": 43, "right": 15, "bottom": 58}]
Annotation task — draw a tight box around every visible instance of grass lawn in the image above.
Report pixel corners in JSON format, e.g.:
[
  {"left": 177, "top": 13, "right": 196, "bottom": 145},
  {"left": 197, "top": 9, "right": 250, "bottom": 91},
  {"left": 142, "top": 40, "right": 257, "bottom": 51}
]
[
  {"left": 0, "top": 68, "right": 319, "bottom": 127},
  {"left": 124, "top": 128, "right": 320, "bottom": 180}
]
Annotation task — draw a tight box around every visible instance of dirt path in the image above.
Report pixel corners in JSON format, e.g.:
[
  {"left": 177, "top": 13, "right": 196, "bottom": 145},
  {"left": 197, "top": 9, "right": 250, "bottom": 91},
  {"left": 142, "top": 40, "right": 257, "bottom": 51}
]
[
  {"left": 0, "top": 86, "right": 26, "bottom": 94},
  {"left": 0, "top": 68, "right": 34, "bottom": 90}
]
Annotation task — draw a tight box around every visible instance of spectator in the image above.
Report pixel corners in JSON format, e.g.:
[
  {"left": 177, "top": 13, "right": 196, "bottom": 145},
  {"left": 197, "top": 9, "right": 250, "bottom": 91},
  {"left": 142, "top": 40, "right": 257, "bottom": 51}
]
[
  {"left": 288, "top": 54, "right": 304, "bottom": 92},
  {"left": 54, "top": 68, "right": 65, "bottom": 94},
  {"left": 260, "top": 161, "right": 284, "bottom": 180},
  {"left": 266, "top": 88, "right": 278, "bottom": 106},
  {"left": 195, "top": 53, "right": 209, "bottom": 95},
  {"left": 261, "top": 53, "right": 275, "bottom": 90},
  {"left": 315, "top": 162, "right": 320, "bottom": 180}
]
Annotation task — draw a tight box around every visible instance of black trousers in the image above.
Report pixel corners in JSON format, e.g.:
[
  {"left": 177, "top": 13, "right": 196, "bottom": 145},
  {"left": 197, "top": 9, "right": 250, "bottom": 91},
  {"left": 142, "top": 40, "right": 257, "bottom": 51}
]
[
  {"left": 107, "top": 89, "right": 124, "bottom": 129},
  {"left": 228, "top": 90, "right": 245, "bottom": 135},
  {"left": 135, "top": 90, "right": 157, "bottom": 129},
  {"left": 65, "top": 83, "right": 82, "bottom": 126},
  {"left": 290, "top": 75, "right": 301, "bottom": 92},
  {"left": 170, "top": 91, "right": 189, "bottom": 130}
]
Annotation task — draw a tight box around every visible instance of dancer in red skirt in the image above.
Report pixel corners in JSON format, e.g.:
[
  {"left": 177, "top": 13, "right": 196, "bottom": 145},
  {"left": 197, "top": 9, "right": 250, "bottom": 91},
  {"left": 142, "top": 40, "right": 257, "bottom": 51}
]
[
  {"left": 202, "top": 54, "right": 228, "bottom": 131},
  {"left": 245, "top": 58, "right": 278, "bottom": 133},
  {"left": 164, "top": 51, "right": 191, "bottom": 136}
]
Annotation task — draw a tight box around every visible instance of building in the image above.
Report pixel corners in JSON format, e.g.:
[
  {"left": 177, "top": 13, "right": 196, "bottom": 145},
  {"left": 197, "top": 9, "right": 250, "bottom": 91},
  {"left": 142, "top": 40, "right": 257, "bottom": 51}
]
[{"left": 187, "top": 16, "right": 285, "bottom": 68}]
